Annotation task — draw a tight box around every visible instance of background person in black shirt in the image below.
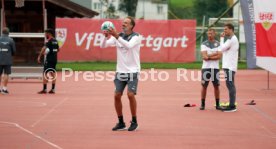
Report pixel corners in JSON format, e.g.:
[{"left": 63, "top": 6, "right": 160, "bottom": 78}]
[
  {"left": 37, "top": 29, "right": 59, "bottom": 94},
  {"left": 0, "top": 27, "right": 16, "bottom": 94}
]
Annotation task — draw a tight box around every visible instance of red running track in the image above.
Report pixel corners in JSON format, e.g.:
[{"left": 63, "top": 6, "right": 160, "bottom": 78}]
[{"left": 0, "top": 70, "right": 275, "bottom": 149}]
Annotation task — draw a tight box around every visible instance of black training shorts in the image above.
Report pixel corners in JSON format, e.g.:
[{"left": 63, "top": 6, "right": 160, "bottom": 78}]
[
  {"left": 201, "top": 68, "right": 220, "bottom": 87},
  {"left": 0, "top": 65, "right": 11, "bottom": 75}
]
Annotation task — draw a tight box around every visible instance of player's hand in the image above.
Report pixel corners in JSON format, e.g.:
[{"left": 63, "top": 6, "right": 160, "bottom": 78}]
[
  {"left": 108, "top": 27, "right": 119, "bottom": 39},
  {"left": 203, "top": 56, "right": 209, "bottom": 61},
  {"left": 220, "top": 32, "right": 225, "bottom": 37},
  {"left": 37, "top": 56, "right": 41, "bottom": 64}
]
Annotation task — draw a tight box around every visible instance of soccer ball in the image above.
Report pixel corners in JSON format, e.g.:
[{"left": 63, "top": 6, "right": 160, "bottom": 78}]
[{"left": 101, "top": 21, "right": 115, "bottom": 31}]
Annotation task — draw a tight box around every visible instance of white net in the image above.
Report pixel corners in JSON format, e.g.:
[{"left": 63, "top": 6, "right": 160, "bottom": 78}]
[
  {"left": 208, "top": 18, "right": 239, "bottom": 32},
  {"left": 15, "top": 0, "right": 25, "bottom": 8}
]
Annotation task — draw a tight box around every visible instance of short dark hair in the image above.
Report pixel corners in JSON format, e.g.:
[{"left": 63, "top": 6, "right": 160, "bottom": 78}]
[
  {"left": 2, "top": 27, "right": 9, "bottom": 35},
  {"left": 126, "top": 16, "right": 135, "bottom": 30},
  {"left": 208, "top": 28, "right": 216, "bottom": 33},
  {"left": 45, "top": 28, "right": 55, "bottom": 36},
  {"left": 224, "top": 23, "right": 234, "bottom": 31}
]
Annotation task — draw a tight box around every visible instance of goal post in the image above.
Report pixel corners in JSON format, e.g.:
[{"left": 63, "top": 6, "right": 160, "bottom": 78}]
[
  {"left": 208, "top": 18, "right": 239, "bottom": 34},
  {"left": 9, "top": 32, "right": 45, "bottom": 38},
  {"left": 1, "top": 0, "right": 48, "bottom": 80}
]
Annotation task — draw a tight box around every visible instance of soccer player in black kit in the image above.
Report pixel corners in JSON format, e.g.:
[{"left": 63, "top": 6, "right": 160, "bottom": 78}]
[{"left": 37, "top": 29, "right": 59, "bottom": 94}]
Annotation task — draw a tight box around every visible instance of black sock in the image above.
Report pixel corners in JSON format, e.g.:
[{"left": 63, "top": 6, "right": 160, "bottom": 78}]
[
  {"left": 132, "top": 116, "right": 137, "bottom": 123},
  {"left": 118, "top": 116, "right": 124, "bottom": 124},
  {"left": 201, "top": 99, "right": 205, "bottom": 107},
  {"left": 216, "top": 99, "right": 220, "bottom": 107},
  {"left": 52, "top": 84, "right": 55, "bottom": 90},
  {"left": 43, "top": 84, "right": 47, "bottom": 90}
]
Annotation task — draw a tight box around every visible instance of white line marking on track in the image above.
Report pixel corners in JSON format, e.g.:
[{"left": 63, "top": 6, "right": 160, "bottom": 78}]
[
  {"left": 0, "top": 101, "right": 47, "bottom": 107},
  {"left": 261, "top": 126, "right": 276, "bottom": 138},
  {"left": 250, "top": 106, "right": 276, "bottom": 124},
  {"left": 31, "top": 97, "right": 68, "bottom": 128},
  {"left": 0, "top": 121, "right": 63, "bottom": 149}
]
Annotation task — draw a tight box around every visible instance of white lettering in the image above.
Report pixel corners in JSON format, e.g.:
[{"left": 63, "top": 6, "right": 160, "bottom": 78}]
[
  {"left": 163, "top": 38, "right": 173, "bottom": 47},
  {"left": 152, "top": 37, "right": 163, "bottom": 51},
  {"left": 83, "top": 71, "right": 94, "bottom": 81},
  {"left": 61, "top": 68, "right": 73, "bottom": 81},
  {"left": 95, "top": 71, "right": 105, "bottom": 81},
  {"left": 177, "top": 68, "right": 188, "bottom": 81},
  {"left": 181, "top": 36, "right": 189, "bottom": 48},
  {"left": 173, "top": 38, "right": 181, "bottom": 47},
  {"left": 74, "top": 32, "right": 190, "bottom": 52},
  {"left": 76, "top": 33, "right": 88, "bottom": 46},
  {"left": 86, "top": 33, "right": 94, "bottom": 50},
  {"left": 94, "top": 33, "right": 104, "bottom": 46},
  {"left": 141, "top": 36, "right": 146, "bottom": 47},
  {"left": 146, "top": 35, "right": 153, "bottom": 47}
]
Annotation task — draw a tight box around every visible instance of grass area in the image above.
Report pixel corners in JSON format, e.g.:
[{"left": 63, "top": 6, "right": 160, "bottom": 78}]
[
  {"left": 57, "top": 62, "right": 116, "bottom": 71},
  {"left": 56, "top": 61, "right": 247, "bottom": 71},
  {"left": 170, "top": 0, "right": 194, "bottom": 8}
]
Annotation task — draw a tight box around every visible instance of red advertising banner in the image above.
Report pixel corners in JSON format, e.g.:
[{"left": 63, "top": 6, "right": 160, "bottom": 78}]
[
  {"left": 253, "top": 0, "right": 276, "bottom": 74},
  {"left": 256, "top": 24, "right": 276, "bottom": 57},
  {"left": 56, "top": 18, "right": 196, "bottom": 63}
]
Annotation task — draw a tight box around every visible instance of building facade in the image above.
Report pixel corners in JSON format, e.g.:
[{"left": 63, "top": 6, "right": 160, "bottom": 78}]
[
  {"left": 0, "top": 0, "right": 98, "bottom": 65},
  {"left": 91, "top": 0, "right": 168, "bottom": 20}
]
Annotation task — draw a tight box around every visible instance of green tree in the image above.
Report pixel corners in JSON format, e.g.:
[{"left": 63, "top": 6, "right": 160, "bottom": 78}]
[
  {"left": 168, "top": 0, "right": 195, "bottom": 20},
  {"left": 118, "top": 0, "right": 138, "bottom": 17},
  {"left": 194, "top": 0, "right": 232, "bottom": 25},
  {"left": 105, "top": 3, "right": 119, "bottom": 19}
]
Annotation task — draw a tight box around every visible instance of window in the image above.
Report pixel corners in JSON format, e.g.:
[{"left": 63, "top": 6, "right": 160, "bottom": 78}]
[
  {"left": 157, "top": 5, "right": 163, "bottom": 14},
  {"left": 94, "top": 2, "right": 101, "bottom": 10}
]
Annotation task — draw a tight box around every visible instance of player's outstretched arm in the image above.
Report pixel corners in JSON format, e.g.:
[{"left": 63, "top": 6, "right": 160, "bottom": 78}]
[
  {"left": 117, "top": 36, "right": 141, "bottom": 50},
  {"left": 108, "top": 27, "right": 140, "bottom": 50},
  {"left": 100, "top": 31, "right": 116, "bottom": 48}
]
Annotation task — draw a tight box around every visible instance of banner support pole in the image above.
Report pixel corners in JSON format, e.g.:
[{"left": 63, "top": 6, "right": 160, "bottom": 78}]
[{"left": 267, "top": 71, "right": 270, "bottom": 90}]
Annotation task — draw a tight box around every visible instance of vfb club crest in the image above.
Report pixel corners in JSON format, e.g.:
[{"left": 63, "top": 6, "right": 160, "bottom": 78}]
[
  {"left": 56, "top": 28, "right": 67, "bottom": 48},
  {"left": 259, "top": 12, "right": 274, "bottom": 31}
]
